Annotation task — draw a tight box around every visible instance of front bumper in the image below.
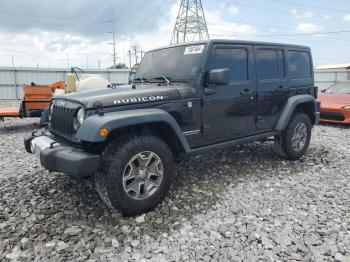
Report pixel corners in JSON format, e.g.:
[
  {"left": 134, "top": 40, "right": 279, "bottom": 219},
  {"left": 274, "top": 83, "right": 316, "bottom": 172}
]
[
  {"left": 319, "top": 107, "right": 350, "bottom": 125},
  {"left": 24, "top": 132, "right": 100, "bottom": 177}
]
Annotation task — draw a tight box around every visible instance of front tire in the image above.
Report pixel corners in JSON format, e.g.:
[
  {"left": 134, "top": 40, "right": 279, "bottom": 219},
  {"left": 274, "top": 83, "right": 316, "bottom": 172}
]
[
  {"left": 274, "top": 113, "right": 312, "bottom": 160},
  {"left": 95, "top": 135, "right": 174, "bottom": 216}
]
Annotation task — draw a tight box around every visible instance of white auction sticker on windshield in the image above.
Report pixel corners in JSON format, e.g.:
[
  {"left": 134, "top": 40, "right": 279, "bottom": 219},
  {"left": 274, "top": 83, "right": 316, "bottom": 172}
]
[{"left": 184, "top": 45, "right": 205, "bottom": 55}]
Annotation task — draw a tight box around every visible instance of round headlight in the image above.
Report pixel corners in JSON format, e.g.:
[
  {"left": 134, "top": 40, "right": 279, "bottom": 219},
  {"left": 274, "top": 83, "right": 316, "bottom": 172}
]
[
  {"left": 73, "top": 107, "right": 85, "bottom": 130},
  {"left": 77, "top": 108, "right": 85, "bottom": 124}
]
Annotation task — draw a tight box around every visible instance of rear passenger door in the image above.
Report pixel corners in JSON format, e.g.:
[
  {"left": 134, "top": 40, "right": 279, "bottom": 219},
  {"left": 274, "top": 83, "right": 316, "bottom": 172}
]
[{"left": 255, "top": 46, "right": 289, "bottom": 130}]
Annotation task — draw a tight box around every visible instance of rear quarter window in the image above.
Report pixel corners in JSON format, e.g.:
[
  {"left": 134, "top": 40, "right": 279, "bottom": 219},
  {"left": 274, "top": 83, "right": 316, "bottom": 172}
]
[{"left": 287, "top": 50, "right": 312, "bottom": 79}]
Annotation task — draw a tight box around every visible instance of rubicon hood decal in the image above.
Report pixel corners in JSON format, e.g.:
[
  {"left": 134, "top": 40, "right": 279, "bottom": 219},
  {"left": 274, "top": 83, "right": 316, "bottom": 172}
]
[
  {"left": 57, "top": 84, "right": 182, "bottom": 109},
  {"left": 114, "top": 95, "right": 165, "bottom": 105}
]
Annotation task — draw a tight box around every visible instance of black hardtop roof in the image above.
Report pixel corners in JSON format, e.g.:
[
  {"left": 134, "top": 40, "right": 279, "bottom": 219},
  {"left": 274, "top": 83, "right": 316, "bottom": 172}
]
[{"left": 149, "top": 39, "right": 310, "bottom": 53}]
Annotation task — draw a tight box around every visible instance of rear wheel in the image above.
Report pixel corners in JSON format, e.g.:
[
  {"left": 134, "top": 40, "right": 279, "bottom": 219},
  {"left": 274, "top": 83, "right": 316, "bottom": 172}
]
[
  {"left": 95, "top": 135, "right": 174, "bottom": 216},
  {"left": 274, "top": 113, "right": 312, "bottom": 160}
]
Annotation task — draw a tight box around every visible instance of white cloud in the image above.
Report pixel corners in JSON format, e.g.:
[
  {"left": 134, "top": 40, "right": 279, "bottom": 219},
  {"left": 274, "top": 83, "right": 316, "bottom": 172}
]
[
  {"left": 220, "top": 2, "right": 239, "bottom": 15},
  {"left": 205, "top": 11, "right": 257, "bottom": 38},
  {"left": 323, "top": 14, "right": 332, "bottom": 21},
  {"left": 290, "top": 9, "right": 314, "bottom": 19},
  {"left": 296, "top": 23, "right": 321, "bottom": 34},
  {"left": 0, "top": 0, "right": 255, "bottom": 68},
  {"left": 343, "top": 14, "right": 350, "bottom": 21}
]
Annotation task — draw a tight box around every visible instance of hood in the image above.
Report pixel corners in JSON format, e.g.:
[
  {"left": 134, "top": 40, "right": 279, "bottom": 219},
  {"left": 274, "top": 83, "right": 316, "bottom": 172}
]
[
  {"left": 55, "top": 84, "right": 182, "bottom": 109},
  {"left": 318, "top": 92, "right": 350, "bottom": 108}
]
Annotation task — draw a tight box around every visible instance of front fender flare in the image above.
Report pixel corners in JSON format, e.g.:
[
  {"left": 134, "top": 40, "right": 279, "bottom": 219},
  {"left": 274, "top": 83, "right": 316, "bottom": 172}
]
[
  {"left": 275, "top": 95, "right": 317, "bottom": 131},
  {"left": 76, "top": 108, "right": 191, "bottom": 152}
]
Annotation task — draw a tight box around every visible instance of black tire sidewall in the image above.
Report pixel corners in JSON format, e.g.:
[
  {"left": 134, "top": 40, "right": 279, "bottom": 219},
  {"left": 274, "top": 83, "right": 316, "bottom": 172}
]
[
  {"left": 283, "top": 113, "right": 312, "bottom": 160},
  {"left": 99, "top": 136, "right": 174, "bottom": 216}
]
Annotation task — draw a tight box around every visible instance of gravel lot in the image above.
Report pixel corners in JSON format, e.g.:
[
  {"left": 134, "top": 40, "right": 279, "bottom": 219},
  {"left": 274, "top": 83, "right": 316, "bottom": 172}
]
[{"left": 1, "top": 100, "right": 350, "bottom": 261}]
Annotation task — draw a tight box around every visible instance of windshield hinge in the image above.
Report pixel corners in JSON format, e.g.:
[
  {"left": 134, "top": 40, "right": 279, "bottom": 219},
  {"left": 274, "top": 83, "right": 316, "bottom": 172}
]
[{"left": 93, "top": 101, "right": 104, "bottom": 116}]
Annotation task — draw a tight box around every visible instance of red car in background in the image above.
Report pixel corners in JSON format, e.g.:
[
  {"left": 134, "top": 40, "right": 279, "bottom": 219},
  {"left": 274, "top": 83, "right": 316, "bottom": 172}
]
[{"left": 318, "top": 81, "right": 350, "bottom": 124}]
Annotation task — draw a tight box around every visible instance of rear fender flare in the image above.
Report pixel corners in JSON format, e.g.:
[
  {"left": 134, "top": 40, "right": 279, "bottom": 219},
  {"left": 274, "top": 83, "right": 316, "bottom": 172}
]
[{"left": 275, "top": 95, "right": 317, "bottom": 131}]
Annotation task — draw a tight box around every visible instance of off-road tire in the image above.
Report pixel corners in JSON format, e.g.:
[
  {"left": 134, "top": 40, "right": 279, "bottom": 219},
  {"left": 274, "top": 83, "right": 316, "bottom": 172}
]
[
  {"left": 274, "top": 113, "right": 312, "bottom": 160},
  {"left": 95, "top": 135, "right": 174, "bottom": 216}
]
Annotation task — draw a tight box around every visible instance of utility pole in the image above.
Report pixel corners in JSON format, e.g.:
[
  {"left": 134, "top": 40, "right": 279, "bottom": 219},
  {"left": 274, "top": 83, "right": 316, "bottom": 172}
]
[
  {"left": 66, "top": 53, "right": 70, "bottom": 69},
  {"left": 98, "top": 59, "right": 101, "bottom": 69},
  {"left": 11, "top": 55, "right": 18, "bottom": 100},
  {"left": 131, "top": 45, "right": 139, "bottom": 65},
  {"left": 128, "top": 50, "right": 132, "bottom": 69},
  {"left": 107, "top": 12, "right": 117, "bottom": 68},
  {"left": 171, "top": 0, "right": 209, "bottom": 44}
]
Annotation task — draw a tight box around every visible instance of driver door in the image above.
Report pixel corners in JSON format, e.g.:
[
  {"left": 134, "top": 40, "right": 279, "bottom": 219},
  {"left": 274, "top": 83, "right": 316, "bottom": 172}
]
[{"left": 202, "top": 44, "right": 257, "bottom": 143}]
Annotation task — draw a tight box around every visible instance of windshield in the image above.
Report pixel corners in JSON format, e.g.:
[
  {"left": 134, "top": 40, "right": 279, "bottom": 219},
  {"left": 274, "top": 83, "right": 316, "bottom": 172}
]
[
  {"left": 135, "top": 44, "right": 206, "bottom": 82},
  {"left": 326, "top": 82, "right": 350, "bottom": 94}
]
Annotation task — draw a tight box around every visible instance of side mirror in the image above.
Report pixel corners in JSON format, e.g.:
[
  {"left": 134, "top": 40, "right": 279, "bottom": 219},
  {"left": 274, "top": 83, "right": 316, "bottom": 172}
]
[
  {"left": 209, "top": 68, "right": 230, "bottom": 86},
  {"left": 321, "top": 89, "right": 326, "bottom": 93}
]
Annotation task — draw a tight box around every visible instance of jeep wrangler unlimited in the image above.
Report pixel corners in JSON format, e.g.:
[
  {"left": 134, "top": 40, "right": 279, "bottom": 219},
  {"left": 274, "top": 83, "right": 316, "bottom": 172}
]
[{"left": 25, "top": 40, "right": 320, "bottom": 216}]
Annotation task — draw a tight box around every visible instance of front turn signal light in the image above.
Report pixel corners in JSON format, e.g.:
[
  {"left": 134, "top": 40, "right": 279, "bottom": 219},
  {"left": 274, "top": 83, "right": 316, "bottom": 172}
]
[{"left": 99, "top": 128, "right": 109, "bottom": 137}]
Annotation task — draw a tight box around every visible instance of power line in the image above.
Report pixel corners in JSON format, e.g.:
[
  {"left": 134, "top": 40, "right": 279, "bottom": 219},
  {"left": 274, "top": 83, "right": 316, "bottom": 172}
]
[
  {"left": 0, "top": 1, "right": 147, "bottom": 24},
  {"left": 114, "top": 1, "right": 134, "bottom": 20},
  {"left": 214, "top": 30, "right": 350, "bottom": 37},
  {"left": 268, "top": 0, "right": 350, "bottom": 14},
  {"left": 0, "top": 10, "right": 93, "bottom": 23},
  {"left": 224, "top": 0, "right": 344, "bottom": 21},
  {"left": 126, "top": 0, "right": 167, "bottom": 34},
  {"left": 0, "top": 21, "right": 107, "bottom": 35},
  {"left": 0, "top": 48, "right": 112, "bottom": 56},
  {"left": 0, "top": 1, "right": 165, "bottom": 37}
]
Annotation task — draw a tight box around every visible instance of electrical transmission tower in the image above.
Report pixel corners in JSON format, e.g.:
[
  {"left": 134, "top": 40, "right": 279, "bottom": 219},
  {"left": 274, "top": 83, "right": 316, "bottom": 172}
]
[{"left": 171, "top": 0, "right": 209, "bottom": 45}]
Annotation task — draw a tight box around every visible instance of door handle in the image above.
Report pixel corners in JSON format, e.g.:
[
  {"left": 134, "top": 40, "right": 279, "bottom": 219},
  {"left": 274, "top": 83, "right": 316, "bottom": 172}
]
[
  {"left": 204, "top": 88, "right": 216, "bottom": 96},
  {"left": 240, "top": 89, "right": 254, "bottom": 96},
  {"left": 278, "top": 85, "right": 288, "bottom": 90}
]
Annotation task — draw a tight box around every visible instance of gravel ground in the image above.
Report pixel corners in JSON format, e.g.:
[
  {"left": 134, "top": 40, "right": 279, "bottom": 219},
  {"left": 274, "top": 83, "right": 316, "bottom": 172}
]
[{"left": 1, "top": 100, "right": 350, "bottom": 261}]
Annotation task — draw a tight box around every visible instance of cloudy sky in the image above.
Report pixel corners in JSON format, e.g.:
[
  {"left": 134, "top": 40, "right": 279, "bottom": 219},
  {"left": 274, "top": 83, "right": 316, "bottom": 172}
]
[{"left": 0, "top": 0, "right": 349, "bottom": 68}]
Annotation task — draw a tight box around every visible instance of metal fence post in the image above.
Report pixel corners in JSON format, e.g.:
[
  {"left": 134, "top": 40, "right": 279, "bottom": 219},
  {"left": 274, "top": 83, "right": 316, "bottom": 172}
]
[
  {"left": 13, "top": 68, "right": 19, "bottom": 100},
  {"left": 335, "top": 71, "right": 338, "bottom": 82}
]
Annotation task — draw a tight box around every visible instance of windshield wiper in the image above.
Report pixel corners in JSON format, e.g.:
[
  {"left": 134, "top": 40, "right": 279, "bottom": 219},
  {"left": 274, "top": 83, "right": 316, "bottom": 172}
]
[{"left": 153, "top": 76, "right": 171, "bottom": 86}]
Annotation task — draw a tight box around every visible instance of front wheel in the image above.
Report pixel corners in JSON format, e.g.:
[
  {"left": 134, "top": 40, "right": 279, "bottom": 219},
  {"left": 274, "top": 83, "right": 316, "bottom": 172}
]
[
  {"left": 95, "top": 135, "right": 174, "bottom": 216},
  {"left": 274, "top": 113, "right": 312, "bottom": 160}
]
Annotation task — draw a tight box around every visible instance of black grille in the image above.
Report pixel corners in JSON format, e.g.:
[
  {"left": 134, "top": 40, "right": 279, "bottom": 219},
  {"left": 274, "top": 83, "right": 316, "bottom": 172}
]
[
  {"left": 320, "top": 112, "right": 345, "bottom": 121},
  {"left": 49, "top": 100, "right": 80, "bottom": 142}
]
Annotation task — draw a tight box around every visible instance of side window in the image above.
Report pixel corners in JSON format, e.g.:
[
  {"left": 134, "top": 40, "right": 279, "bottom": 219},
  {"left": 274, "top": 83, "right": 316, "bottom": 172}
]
[
  {"left": 208, "top": 47, "right": 248, "bottom": 82},
  {"left": 287, "top": 51, "right": 312, "bottom": 79},
  {"left": 256, "top": 49, "right": 285, "bottom": 80}
]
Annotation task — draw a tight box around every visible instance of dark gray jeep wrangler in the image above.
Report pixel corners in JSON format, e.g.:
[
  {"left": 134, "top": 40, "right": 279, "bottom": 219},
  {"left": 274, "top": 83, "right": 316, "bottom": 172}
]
[{"left": 25, "top": 40, "right": 320, "bottom": 216}]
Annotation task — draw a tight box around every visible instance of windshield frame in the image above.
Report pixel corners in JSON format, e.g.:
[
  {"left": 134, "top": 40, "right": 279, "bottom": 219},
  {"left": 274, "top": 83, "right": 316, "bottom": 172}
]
[{"left": 135, "top": 43, "right": 208, "bottom": 83}]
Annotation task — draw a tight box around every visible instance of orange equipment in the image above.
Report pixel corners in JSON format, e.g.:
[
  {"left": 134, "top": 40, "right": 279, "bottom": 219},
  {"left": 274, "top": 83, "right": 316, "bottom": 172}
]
[{"left": 0, "top": 81, "right": 65, "bottom": 121}]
